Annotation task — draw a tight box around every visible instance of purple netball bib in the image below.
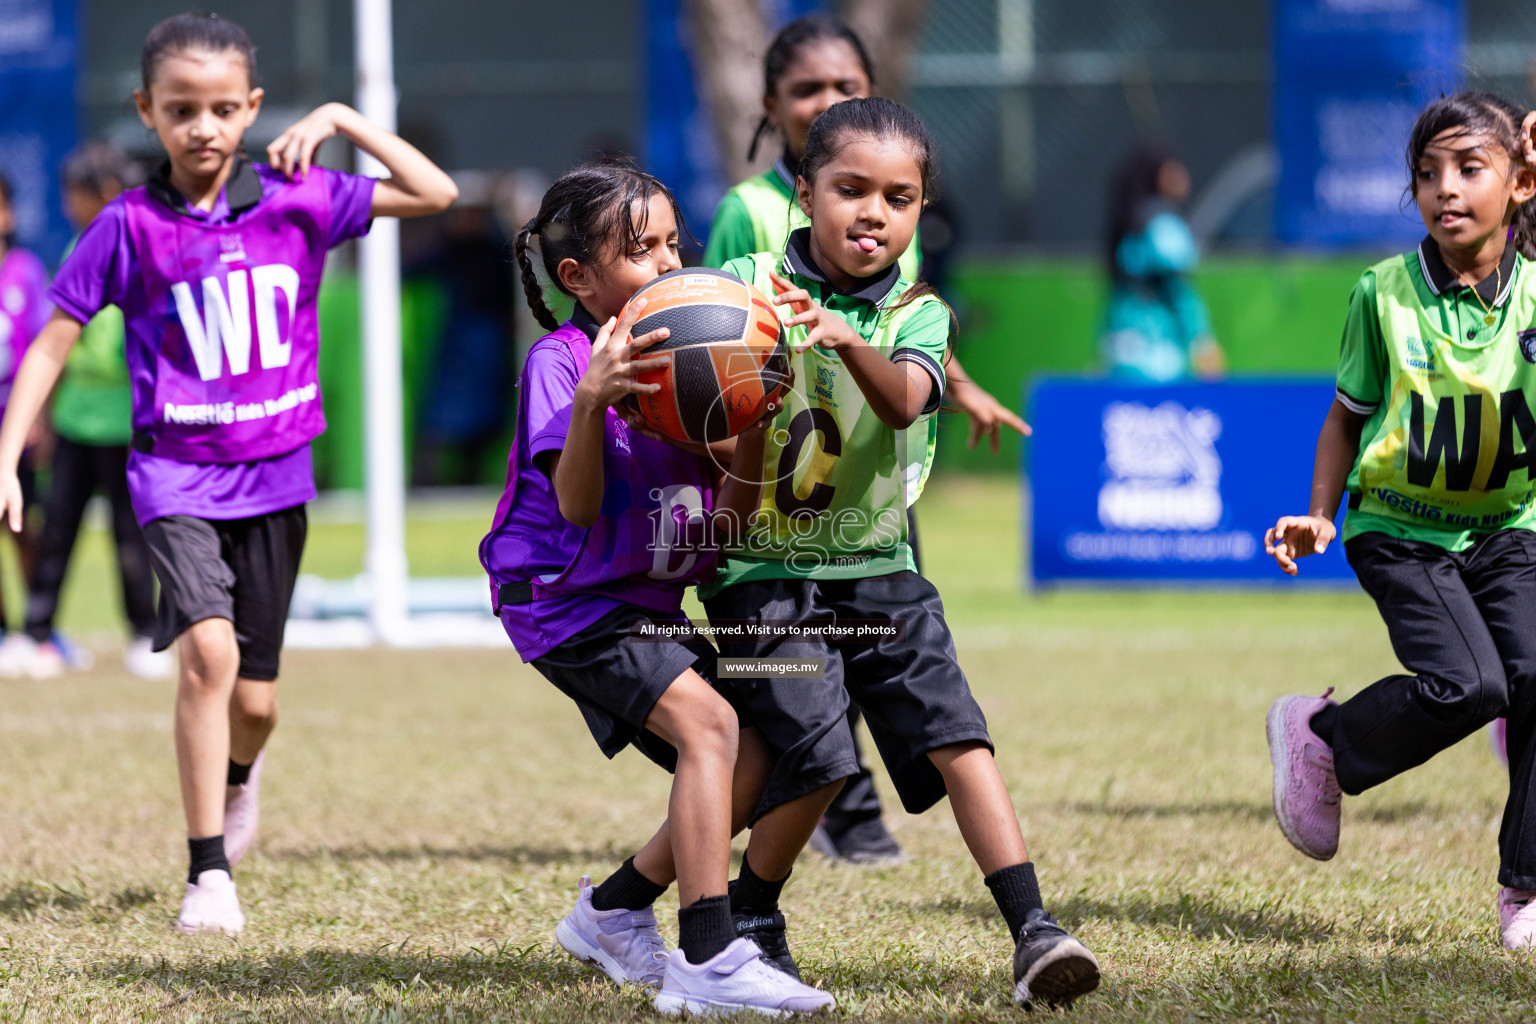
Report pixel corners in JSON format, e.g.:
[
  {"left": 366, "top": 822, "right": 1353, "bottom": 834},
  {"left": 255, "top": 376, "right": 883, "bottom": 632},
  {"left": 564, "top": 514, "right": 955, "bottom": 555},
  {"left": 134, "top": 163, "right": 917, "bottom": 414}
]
[
  {"left": 0, "top": 249, "right": 49, "bottom": 401},
  {"left": 480, "top": 321, "right": 719, "bottom": 631},
  {"left": 120, "top": 170, "right": 342, "bottom": 462}
]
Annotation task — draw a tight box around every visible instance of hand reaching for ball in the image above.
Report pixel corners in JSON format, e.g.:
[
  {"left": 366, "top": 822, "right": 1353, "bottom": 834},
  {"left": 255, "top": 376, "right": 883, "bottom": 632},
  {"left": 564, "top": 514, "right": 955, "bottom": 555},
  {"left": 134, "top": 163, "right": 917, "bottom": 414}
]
[{"left": 574, "top": 298, "right": 671, "bottom": 413}]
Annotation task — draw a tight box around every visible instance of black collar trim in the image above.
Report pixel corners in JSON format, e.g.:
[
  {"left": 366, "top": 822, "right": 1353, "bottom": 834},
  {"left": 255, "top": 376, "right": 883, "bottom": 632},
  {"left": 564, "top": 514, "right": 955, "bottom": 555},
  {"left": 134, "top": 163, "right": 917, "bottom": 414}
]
[
  {"left": 1417, "top": 235, "right": 1517, "bottom": 306},
  {"left": 146, "top": 157, "right": 264, "bottom": 218},
  {"left": 781, "top": 228, "right": 902, "bottom": 305},
  {"left": 570, "top": 303, "right": 601, "bottom": 341},
  {"left": 772, "top": 151, "right": 800, "bottom": 193}
]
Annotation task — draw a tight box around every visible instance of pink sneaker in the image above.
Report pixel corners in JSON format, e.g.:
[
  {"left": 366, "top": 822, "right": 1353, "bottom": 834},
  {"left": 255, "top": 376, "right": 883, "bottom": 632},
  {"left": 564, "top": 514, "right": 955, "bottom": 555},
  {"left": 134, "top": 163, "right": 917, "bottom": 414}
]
[
  {"left": 1491, "top": 719, "right": 1510, "bottom": 770},
  {"left": 224, "top": 751, "right": 264, "bottom": 866},
  {"left": 1266, "top": 688, "right": 1342, "bottom": 860},
  {"left": 1499, "top": 888, "right": 1536, "bottom": 949}
]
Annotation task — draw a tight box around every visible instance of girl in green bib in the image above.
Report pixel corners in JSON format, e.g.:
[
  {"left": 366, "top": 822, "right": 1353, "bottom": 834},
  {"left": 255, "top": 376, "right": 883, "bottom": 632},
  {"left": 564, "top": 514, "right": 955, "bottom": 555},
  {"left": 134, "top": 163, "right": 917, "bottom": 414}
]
[
  {"left": 626, "top": 97, "right": 1099, "bottom": 1009},
  {"left": 702, "top": 10, "right": 1029, "bottom": 868},
  {"left": 1264, "top": 91, "right": 1536, "bottom": 950}
]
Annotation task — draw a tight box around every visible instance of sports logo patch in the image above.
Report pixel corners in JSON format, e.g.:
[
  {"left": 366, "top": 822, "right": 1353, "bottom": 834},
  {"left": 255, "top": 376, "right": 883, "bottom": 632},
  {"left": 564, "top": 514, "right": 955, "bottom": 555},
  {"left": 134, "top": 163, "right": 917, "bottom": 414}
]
[{"left": 1521, "top": 328, "right": 1536, "bottom": 364}]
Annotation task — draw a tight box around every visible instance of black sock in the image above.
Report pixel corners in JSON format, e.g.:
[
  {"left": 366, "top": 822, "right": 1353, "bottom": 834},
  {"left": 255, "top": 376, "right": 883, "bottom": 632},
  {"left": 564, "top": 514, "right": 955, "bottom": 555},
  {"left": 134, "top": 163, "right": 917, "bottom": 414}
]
[
  {"left": 590, "top": 857, "right": 669, "bottom": 912},
  {"left": 188, "top": 835, "right": 231, "bottom": 884},
  {"left": 984, "top": 862, "right": 1043, "bottom": 941},
  {"left": 227, "top": 759, "right": 253, "bottom": 787},
  {"left": 1309, "top": 704, "right": 1339, "bottom": 748},
  {"left": 730, "top": 857, "right": 789, "bottom": 912},
  {"left": 678, "top": 894, "right": 735, "bottom": 964}
]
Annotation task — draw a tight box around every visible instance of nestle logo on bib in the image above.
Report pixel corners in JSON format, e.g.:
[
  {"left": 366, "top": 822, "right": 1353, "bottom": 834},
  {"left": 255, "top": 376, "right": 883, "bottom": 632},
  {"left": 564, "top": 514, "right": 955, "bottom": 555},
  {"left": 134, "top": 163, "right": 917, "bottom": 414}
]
[{"left": 1520, "top": 328, "right": 1536, "bottom": 364}]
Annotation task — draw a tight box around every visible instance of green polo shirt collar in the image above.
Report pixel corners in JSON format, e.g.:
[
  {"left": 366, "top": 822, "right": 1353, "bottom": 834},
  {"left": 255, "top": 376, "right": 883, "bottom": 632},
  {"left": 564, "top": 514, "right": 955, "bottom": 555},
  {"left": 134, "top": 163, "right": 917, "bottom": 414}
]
[
  {"left": 781, "top": 226, "right": 904, "bottom": 306},
  {"left": 1416, "top": 234, "right": 1517, "bottom": 306}
]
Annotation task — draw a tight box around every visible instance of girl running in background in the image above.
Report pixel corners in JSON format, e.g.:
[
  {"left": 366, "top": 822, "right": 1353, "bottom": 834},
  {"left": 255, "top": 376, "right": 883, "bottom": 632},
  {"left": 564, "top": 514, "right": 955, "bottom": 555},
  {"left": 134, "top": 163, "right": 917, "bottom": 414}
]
[
  {"left": 0, "top": 12, "right": 456, "bottom": 935},
  {"left": 701, "top": 12, "right": 1028, "bottom": 866},
  {"left": 635, "top": 97, "right": 1100, "bottom": 1008},
  {"left": 0, "top": 173, "right": 52, "bottom": 658},
  {"left": 11, "top": 143, "right": 165, "bottom": 681},
  {"left": 1265, "top": 91, "right": 1536, "bottom": 950},
  {"left": 491, "top": 163, "right": 834, "bottom": 1016}
]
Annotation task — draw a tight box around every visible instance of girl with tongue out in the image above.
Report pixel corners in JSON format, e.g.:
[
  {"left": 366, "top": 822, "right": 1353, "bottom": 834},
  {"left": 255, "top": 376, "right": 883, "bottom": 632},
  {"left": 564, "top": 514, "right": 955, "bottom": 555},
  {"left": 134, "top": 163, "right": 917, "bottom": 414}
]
[{"left": 691, "top": 97, "right": 1103, "bottom": 1009}]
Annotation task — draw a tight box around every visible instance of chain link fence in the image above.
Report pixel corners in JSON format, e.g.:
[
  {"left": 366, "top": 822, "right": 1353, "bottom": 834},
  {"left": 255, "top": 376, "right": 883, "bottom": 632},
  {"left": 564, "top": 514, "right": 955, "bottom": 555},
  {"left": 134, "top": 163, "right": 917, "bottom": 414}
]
[{"left": 909, "top": 0, "right": 1536, "bottom": 251}]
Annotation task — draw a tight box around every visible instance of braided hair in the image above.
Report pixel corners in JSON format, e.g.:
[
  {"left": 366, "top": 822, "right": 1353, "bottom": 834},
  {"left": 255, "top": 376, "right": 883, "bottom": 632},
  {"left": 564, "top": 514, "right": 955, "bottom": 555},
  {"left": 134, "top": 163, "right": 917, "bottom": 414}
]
[{"left": 512, "top": 161, "right": 686, "bottom": 332}]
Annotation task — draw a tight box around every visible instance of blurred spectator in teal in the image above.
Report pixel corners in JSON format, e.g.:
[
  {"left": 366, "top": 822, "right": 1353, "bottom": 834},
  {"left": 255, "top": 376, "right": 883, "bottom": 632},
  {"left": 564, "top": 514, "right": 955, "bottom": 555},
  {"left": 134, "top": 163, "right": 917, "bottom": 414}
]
[{"left": 1100, "top": 145, "right": 1224, "bottom": 382}]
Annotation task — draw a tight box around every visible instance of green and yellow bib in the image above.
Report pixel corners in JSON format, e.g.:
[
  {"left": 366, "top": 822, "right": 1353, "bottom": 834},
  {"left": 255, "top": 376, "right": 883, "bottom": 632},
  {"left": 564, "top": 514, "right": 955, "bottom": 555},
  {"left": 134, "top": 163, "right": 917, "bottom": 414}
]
[
  {"left": 1343, "top": 249, "right": 1536, "bottom": 549},
  {"left": 700, "top": 246, "right": 949, "bottom": 594}
]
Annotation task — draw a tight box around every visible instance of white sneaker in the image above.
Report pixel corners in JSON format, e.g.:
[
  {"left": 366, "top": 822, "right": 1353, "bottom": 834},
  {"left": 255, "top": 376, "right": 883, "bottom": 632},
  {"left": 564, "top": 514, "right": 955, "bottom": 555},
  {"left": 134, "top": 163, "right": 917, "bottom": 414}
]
[
  {"left": 28, "top": 642, "right": 67, "bottom": 679},
  {"left": 124, "top": 636, "right": 174, "bottom": 679},
  {"left": 174, "top": 869, "right": 244, "bottom": 936},
  {"left": 0, "top": 634, "right": 37, "bottom": 677},
  {"left": 654, "top": 937, "right": 835, "bottom": 1017},
  {"left": 224, "top": 751, "right": 264, "bottom": 866},
  {"left": 555, "top": 874, "right": 669, "bottom": 987}
]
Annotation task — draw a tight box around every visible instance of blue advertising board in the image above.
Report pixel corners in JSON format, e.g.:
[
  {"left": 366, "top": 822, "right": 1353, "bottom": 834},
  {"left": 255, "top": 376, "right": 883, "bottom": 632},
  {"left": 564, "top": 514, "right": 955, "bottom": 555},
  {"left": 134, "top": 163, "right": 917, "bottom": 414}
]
[
  {"left": 1027, "top": 378, "right": 1354, "bottom": 586},
  {"left": 0, "top": 0, "right": 76, "bottom": 263},
  {"left": 1273, "top": 0, "right": 1461, "bottom": 250}
]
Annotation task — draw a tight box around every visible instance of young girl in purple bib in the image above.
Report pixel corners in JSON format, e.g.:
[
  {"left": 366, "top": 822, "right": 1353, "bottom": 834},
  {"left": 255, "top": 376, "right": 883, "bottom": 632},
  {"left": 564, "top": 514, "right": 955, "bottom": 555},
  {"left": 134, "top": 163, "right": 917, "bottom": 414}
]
[
  {"left": 484, "top": 163, "right": 834, "bottom": 1016},
  {"left": 0, "top": 13, "right": 456, "bottom": 935},
  {"left": 0, "top": 172, "right": 50, "bottom": 650}
]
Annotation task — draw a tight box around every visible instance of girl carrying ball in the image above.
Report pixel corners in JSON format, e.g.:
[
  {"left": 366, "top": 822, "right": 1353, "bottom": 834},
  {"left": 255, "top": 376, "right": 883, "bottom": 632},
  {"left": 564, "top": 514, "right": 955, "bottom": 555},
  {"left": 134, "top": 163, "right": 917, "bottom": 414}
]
[
  {"left": 1265, "top": 91, "right": 1536, "bottom": 949},
  {"left": 0, "top": 12, "right": 456, "bottom": 935},
  {"left": 488, "top": 161, "right": 836, "bottom": 1016},
  {"left": 633, "top": 97, "right": 1101, "bottom": 1010},
  {"left": 702, "top": 11, "right": 1028, "bottom": 869}
]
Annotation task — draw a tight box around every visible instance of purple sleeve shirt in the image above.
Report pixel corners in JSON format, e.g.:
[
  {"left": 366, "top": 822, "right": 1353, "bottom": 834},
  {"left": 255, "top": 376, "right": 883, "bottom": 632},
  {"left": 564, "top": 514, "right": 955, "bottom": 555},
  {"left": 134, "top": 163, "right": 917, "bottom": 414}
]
[
  {"left": 48, "top": 200, "right": 131, "bottom": 324},
  {"left": 0, "top": 249, "right": 51, "bottom": 401},
  {"left": 48, "top": 167, "right": 378, "bottom": 525},
  {"left": 324, "top": 168, "right": 376, "bottom": 247}
]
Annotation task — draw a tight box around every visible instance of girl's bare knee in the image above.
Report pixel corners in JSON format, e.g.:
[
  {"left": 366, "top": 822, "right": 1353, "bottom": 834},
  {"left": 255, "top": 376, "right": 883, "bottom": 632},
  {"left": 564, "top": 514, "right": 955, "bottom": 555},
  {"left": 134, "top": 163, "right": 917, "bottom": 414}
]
[{"left": 676, "top": 697, "right": 739, "bottom": 766}]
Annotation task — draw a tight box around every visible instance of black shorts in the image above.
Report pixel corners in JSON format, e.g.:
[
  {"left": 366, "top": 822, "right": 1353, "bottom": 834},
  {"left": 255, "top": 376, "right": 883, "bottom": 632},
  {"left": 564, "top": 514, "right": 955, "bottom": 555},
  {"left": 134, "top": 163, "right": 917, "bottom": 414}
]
[
  {"left": 143, "top": 507, "right": 307, "bottom": 681},
  {"left": 529, "top": 603, "right": 742, "bottom": 772},
  {"left": 703, "top": 570, "right": 992, "bottom": 823}
]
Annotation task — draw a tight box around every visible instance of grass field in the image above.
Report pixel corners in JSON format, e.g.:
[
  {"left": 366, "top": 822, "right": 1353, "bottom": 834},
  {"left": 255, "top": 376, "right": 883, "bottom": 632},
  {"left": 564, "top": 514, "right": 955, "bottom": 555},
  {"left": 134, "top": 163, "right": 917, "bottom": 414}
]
[{"left": 2, "top": 476, "right": 1532, "bottom": 1022}]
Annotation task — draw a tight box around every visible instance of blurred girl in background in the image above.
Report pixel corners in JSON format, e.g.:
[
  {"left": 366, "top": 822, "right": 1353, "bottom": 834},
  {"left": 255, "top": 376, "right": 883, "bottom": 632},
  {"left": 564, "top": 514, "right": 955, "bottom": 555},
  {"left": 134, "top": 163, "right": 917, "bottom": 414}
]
[
  {"left": 1, "top": 143, "right": 168, "bottom": 680},
  {"left": 0, "top": 172, "right": 52, "bottom": 661},
  {"left": 1100, "top": 143, "right": 1224, "bottom": 382}
]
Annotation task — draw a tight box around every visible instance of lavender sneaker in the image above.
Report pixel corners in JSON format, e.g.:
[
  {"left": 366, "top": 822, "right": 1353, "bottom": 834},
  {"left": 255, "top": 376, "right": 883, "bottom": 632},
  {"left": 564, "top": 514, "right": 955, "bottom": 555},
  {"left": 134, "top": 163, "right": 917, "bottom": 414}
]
[
  {"left": 555, "top": 875, "right": 669, "bottom": 988},
  {"left": 1491, "top": 719, "right": 1510, "bottom": 770},
  {"left": 654, "top": 937, "right": 834, "bottom": 1017},
  {"left": 1266, "top": 688, "right": 1342, "bottom": 860},
  {"left": 224, "top": 751, "right": 264, "bottom": 866},
  {"left": 1499, "top": 888, "right": 1536, "bottom": 950}
]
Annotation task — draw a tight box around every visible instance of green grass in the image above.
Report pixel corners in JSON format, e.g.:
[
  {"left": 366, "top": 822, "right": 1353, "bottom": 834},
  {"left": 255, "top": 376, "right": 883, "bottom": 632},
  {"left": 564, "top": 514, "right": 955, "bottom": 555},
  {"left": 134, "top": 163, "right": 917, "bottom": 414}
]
[{"left": 2, "top": 476, "right": 1531, "bottom": 1022}]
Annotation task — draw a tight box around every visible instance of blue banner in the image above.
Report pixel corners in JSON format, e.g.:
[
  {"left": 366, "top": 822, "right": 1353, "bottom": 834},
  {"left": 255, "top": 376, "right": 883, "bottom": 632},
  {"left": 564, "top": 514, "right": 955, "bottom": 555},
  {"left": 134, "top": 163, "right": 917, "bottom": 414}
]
[
  {"left": 1027, "top": 378, "right": 1354, "bottom": 586},
  {"left": 1273, "top": 0, "right": 1462, "bottom": 250},
  {"left": 0, "top": 0, "right": 76, "bottom": 264}
]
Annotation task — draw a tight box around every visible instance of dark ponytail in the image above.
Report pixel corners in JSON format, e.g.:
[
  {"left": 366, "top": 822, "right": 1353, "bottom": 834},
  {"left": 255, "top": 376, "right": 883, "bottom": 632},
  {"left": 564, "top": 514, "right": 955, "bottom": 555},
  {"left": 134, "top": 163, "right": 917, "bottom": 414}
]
[
  {"left": 141, "top": 12, "right": 257, "bottom": 90},
  {"left": 1406, "top": 91, "right": 1536, "bottom": 260},
  {"left": 749, "top": 14, "right": 875, "bottom": 160},
  {"left": 800, "top": 97, "right": 942, "bottom": 317},
  {"left": 512, "top": 160, "right": 687, "bottom": 334}
]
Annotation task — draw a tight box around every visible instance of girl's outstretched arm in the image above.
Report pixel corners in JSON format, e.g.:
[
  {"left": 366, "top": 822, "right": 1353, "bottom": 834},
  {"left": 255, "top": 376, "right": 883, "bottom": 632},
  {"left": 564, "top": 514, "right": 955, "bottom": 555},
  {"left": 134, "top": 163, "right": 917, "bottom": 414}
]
[
  {"left": 1265, "top": 399, "right": 1363, "bottom": 576},
  {"left": 266, "top": 103, "right": 458, "bottom": 217},
  {"left": 0, "top": 311, "right": 83, "bottom": 530}
]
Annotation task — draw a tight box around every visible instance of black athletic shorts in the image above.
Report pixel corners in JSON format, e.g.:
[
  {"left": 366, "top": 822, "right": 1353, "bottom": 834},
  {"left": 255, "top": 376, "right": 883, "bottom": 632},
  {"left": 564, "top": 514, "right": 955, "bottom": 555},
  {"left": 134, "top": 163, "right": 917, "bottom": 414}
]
[
  {"left": 528, "top": 603, "right": 743, "bottom": 772},
  {"left": 142, "top": 507, "right": 307, "bottom": 681},
  {"left": 703, "top": 570, "right": 992, "bottom": 823}
]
